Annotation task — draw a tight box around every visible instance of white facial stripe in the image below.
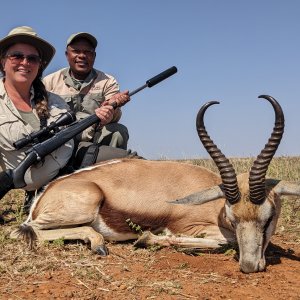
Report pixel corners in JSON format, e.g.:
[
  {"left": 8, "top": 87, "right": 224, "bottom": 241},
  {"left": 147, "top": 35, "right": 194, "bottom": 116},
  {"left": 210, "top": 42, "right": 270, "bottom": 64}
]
[
  {"left": 225, "top": 203, "right": 235, "bottom": 222},
  {"left": 258, "top": 201, "right": 274, "bottom": 223}
]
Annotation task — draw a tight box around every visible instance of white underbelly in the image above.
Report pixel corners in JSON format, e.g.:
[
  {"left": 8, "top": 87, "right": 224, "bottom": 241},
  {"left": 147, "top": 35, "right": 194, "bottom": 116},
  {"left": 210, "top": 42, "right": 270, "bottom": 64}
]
[{"left": 92, "top": 216, "right": 138, "bottom": 241}]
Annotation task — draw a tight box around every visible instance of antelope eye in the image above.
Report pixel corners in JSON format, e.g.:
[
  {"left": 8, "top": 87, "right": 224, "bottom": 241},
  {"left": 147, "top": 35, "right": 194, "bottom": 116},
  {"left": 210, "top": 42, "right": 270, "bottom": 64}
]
[
  {"left": 230, "top": 221, "right": 236, "bottom": 228},
  {"left": 264, "top": 216, "right": 273, "bottom": 231},
  {"left": 225, "top": 215, "right": 236, "bottom": 228}
]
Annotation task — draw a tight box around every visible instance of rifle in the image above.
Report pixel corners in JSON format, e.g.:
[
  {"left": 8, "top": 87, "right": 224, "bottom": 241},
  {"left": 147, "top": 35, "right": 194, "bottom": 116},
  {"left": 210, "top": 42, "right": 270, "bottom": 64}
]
[{"left": 0, "top": 66, "right": 177, "bottom": 199}]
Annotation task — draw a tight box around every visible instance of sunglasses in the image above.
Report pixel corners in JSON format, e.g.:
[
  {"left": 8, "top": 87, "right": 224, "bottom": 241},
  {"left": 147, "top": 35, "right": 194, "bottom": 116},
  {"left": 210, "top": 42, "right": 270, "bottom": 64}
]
[{"left": 5, "top": 52, "right": 41, "bottom": 65}]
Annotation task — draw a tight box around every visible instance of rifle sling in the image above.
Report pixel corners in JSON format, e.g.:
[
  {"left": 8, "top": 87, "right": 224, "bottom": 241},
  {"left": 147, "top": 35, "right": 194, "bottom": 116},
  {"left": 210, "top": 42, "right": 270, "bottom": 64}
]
[{"left": 79, "top": 144, "right": 99, "bottom": 169}]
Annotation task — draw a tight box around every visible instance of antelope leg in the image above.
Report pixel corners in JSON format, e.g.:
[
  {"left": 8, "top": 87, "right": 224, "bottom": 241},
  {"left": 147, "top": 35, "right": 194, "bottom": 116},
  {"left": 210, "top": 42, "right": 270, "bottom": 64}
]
[
  {"left": 35, "top": 226, "right": 109, "bottom": 255},
  {"left": 134, "top": 231, "right": 227, "bottom": 249}
]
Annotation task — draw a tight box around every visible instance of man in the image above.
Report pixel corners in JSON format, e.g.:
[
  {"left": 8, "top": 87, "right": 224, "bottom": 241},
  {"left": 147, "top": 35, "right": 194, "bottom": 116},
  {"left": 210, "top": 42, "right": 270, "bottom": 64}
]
[{"left": 43, "top": 32, "right": 136, "bottom": 166}]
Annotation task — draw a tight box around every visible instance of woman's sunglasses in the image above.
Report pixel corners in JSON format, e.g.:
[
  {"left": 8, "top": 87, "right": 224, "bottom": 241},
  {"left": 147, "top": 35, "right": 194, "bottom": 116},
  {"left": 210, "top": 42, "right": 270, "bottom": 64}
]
[{"left": 5, "top": 52, "right": 41, "bottom": 65}]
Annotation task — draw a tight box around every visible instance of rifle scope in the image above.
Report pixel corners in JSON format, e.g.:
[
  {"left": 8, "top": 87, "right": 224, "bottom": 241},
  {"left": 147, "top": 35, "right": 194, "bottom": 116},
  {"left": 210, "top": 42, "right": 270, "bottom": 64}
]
[{"left": 13, "top": 111, "right": 76, "bottom": 150}]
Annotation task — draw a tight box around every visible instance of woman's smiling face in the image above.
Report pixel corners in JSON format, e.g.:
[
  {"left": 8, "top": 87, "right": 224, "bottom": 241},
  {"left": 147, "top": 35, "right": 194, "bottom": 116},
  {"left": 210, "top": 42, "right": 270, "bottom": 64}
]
[{"left": 2, "top": 43, "right": 41, "bottom": 85}]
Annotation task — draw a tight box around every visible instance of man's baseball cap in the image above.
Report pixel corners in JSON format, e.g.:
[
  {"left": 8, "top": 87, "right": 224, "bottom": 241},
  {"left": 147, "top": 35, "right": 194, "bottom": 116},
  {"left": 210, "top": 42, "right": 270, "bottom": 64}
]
[{"left": 66, "top": 32, "right": 97, "bottom": 48}]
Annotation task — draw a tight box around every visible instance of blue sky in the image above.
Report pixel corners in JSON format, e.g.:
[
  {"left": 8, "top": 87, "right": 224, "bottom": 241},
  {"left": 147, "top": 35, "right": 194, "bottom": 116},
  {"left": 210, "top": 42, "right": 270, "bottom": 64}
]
[{"left": 1, "top": 0, "right": 300, "bottom": 159}]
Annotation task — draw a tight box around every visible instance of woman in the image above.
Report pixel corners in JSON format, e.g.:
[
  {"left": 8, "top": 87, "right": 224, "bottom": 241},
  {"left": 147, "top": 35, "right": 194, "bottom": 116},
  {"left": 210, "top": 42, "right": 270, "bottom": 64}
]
[{"left": 0, "top": 26, "right": 76, "bottom": 197}]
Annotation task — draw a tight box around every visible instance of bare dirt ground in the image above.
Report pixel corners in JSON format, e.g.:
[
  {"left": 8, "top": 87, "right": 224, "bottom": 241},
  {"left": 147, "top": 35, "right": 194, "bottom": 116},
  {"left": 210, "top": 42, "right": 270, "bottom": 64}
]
[{"left": 0, "top": 189, "right": 299, "bottom": 300}]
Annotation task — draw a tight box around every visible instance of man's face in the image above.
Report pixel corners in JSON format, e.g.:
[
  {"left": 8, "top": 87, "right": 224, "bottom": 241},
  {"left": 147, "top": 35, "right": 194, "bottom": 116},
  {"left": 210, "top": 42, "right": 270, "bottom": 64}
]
[{"left": 66, "top": 38, "right": 96, "bottom": 80}]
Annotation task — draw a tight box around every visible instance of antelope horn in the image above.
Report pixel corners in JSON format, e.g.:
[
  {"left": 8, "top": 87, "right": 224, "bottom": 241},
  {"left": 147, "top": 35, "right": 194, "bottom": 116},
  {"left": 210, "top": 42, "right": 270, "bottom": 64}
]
[
  {"left": 249, "top": 95, "right": 285, "bottom": 204},
  {"left": 197, "top": 101, "right": 240, "bottom": 204}
]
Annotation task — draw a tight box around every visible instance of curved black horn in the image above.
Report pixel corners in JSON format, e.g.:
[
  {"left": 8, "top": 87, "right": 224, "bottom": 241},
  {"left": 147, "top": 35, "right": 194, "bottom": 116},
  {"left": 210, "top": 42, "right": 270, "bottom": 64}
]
[
  {"left": 197, "top": 101, "right": 240, "bottom": 204},
  {"left": 249, "top": 95, "right": 285, "bottom": 204}
]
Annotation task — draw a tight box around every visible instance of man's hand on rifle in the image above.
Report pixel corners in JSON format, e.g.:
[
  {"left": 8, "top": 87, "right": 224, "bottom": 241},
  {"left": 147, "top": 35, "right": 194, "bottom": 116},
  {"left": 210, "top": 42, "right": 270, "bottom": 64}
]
[
  {"left": 95, "top": 104, "right": 114, "bottom": 125},
  {"left": 95, "top": 91, "right": 130, "bottom": 125},
  {"left": 107, "top": 90, "right": 130, "bottom": 108}
]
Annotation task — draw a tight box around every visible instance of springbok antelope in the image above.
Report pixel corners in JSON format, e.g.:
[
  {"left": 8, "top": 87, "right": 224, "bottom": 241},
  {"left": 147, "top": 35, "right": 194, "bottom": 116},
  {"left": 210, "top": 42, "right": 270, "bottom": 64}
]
[{"left": 11, "top": 95, "right": 300, "bottom": 273}]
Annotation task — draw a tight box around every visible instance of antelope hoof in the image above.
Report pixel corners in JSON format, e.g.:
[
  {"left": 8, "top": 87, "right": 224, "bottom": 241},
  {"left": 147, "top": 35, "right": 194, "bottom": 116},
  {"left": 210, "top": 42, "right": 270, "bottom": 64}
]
[{"left": 94, "top": 244, "right": 109, "bottom": 256}]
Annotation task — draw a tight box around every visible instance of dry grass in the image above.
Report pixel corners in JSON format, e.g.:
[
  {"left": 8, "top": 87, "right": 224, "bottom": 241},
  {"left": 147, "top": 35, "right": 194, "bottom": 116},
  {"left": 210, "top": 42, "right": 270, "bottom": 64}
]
[{"left": 185, "top": 156, "right": 300, "bottom": 182}]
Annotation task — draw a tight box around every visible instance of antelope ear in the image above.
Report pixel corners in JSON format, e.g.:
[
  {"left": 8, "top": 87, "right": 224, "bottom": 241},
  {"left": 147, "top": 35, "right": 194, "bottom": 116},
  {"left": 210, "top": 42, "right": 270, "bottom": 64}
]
[
  {"left": 268, "top": 179, "right": 300, "bottom": 196},
  {"left": 168, "top": 185, "right": 225, "bottom": 205}
]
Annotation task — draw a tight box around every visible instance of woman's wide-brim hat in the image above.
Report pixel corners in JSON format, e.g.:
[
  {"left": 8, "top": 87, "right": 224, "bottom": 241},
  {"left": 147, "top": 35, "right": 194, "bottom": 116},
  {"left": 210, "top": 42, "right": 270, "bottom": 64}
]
[{"left": 0, "top": 26, "right": 55, "bottom": 69}]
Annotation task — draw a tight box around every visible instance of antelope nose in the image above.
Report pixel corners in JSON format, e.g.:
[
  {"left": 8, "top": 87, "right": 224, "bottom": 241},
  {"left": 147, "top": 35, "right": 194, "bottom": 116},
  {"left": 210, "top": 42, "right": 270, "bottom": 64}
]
[{"left": 240, "top": 260, "right": 260, "bottom": 273}]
